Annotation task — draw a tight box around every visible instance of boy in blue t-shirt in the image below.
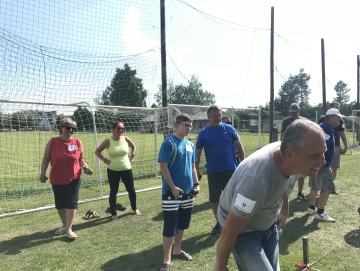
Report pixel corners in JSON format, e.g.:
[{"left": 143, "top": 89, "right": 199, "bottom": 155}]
[{"left": 158, "top": 113, "right": 200, "bottom": 271}]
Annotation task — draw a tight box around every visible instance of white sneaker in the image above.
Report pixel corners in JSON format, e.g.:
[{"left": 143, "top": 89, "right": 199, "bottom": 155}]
[
  {"left": 315, "top": 212, "right": 336, "bottom": 222},
  {"left": 307, "top": 207, "right": 317, "bottom": 215}
]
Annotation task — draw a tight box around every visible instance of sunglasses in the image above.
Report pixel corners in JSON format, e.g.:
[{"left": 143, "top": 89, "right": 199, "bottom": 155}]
[
  {"left": 225, "top": 122, "right": 232, "bottom": 124},
  {"left": 116, "top": 126, "right": 125, "bottom": 130},
  {"left": 65, "top": 126, "right": 77, "bottom": 131}
]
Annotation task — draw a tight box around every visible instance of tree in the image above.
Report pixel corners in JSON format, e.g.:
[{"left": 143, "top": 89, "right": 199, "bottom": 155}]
[
  {"left": 72, "top": 106, "right": 93, "bottom": 131},
  {"left": 154, "top": 75, "right": 216, "bottom": 106},
  {"left": 274, "top": 69, "right": 311, "bottom": 116},
  {"left": 334, "top": 80, "right": 351, "bottom": 105},
  {"left": 96, "top": 64, "right": 147, "bottom": 107}
]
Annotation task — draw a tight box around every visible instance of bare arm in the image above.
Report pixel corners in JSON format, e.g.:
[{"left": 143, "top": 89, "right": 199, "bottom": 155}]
[
  {"left": 159, "top": 162, "right": 183, "bottom": 198},
  {"left": 95, "top": 139, "right": 110, "bottom": 165},
  {"left": 39, "top": 141, "right": 51, "bottom": 183},
  {"left": 233, "top": 140, "right": 245, "bottom": 161},
  {"left": 277, "top": 195, "right": 289, "bottom": 230},
  {"left": 191, "top": 163, "right": 200, "bottom": 196},
  {"left": 195, "top": 148, "right": 203, "bottom": 180},
  {"left": 125, "top": 136, "right": 136, "bottom": 162},
  {"left": 340, "top": 131, "right": 348, "bottom": 154},
  {"left": 214, "top": 209, "right": 250, "bottom": 271},
  {"left": 79, "top": 141, "right": 92, "bottom": 174}
]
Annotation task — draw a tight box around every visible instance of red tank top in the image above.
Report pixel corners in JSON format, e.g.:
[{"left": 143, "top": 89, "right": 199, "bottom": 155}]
[{"left": 50, "top": 137, "right": 82, "bottom": 185}]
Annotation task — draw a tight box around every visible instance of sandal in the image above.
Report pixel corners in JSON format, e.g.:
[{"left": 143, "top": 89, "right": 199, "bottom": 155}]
[
  {"left": 55, "top": 227, "right": 66, "bottom": 235},
  {"left": 171, "top": 251, "right": 193, "bottom": 261},
  {"left": 65, "top": 231, "right": 78, "bottom": 239},
  {"left": 160, "top": 263, "right": 171, "bottom": 271}
]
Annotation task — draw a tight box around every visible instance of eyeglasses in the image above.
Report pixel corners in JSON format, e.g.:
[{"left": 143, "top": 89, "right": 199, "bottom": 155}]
[
  {"left": 65, "top": 126, "right": 77, "bottom": 132},
  {"left": 116, "top": 126, "right": 125, "bottom": 130},
  {"left": 225, "top": 122, "right": 232, "bottom": 125},
  {"left": 179, "top": 123, "right": 192, "bottom": 128}
]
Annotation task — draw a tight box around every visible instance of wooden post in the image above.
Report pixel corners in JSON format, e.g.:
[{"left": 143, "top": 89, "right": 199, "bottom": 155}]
[
  {"left": 302, "top": 237, "right": 309, "bottom": 265},
  {"left": 321, "top": 39, "right": 326, "bottom": 115},
  {"left": 269, "top": 6, "right": 274, "bottom": 143},
  {"left": 160, "top": 0, "right": 167, "bottom": 108}
]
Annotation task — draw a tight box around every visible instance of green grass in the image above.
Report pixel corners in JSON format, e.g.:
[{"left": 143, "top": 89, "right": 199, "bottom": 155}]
[
  {"left": 1, "top": 153, "right": 360, "bottom": 270},
  {"left": 0, "top": 130, "right": 267, "bottom": 214}
]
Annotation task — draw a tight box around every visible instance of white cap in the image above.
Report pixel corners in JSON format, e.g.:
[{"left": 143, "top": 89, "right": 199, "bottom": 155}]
[{"left": 325, "top": 108, "right": 344, "bottom": 117}]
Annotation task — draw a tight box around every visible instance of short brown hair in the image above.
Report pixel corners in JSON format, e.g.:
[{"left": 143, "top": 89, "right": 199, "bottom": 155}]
[
  {"left": 329, "top": 102, "right": 340, "bottom": 108},
  {"left": 176, "top": 113, "right": 192, "bottom": 123},
  {"left": 59, "top": 117, "right": 77, "bottom": 134}
]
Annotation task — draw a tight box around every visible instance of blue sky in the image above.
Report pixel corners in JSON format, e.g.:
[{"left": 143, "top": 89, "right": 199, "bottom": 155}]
[{"left": 1, "top": 0, "right": 359, "bottom": 108}]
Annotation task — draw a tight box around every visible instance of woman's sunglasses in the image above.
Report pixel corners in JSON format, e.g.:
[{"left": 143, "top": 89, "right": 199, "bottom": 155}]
[{"left": 65, "top": 126, "right": 77, "bottom": 132}]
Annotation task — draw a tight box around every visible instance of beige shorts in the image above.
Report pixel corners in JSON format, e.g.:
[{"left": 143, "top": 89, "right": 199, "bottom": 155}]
[
  {"left": 330, "top": 146, "right": 341, "bottom": 168},
  {"left": 308, "top": 167, "right": 335, "bottom": 191}
]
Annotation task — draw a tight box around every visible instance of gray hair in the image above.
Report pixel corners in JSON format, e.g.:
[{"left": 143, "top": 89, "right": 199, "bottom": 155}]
[
  {"left": 280, "top": 119, "right": 323, "bottom": 155},
  {"left": 207, "top": 104, "right": 221, "bottom": 115}
]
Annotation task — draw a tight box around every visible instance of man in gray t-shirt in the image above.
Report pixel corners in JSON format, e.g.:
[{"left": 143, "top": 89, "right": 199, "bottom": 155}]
[{"left": 214, "top": 119, "right": 326, "bottom": 271}]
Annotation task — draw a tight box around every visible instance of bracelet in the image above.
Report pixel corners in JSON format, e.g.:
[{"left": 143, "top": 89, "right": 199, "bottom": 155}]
[
  {"left": 193, "top": 183, "right": 199, "bottom": 188},
  {"left": 103, "top": 158, "right": 107, "bottom": 163},
  {"left": 130, "top": 154, "right": 135, "bottom": 158}
]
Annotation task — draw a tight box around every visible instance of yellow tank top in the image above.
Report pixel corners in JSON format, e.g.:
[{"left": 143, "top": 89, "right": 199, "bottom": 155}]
[{"left": 107, "top": 137, "right": 131, "bottom": 171}]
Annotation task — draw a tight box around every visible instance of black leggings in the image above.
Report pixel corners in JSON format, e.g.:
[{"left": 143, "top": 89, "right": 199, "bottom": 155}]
[{"left": 107, "top": 168, "right": 137, "bottom": 215}]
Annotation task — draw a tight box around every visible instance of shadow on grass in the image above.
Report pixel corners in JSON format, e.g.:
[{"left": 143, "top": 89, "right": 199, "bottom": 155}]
[
  {"left": 345, "top": 227, "right": 360, "bottom": 248},
  {"left": 279, "top": 196, "right": 322, "bottom": 255},
  {"left": 151, "top": 201, "right": 211, "bottom": 222},
  {"left": 100, "top": 233, "right": 217, "bottom": 271},
  {"left": 0, "top": 214, "right": 120, "bottom": 255}
]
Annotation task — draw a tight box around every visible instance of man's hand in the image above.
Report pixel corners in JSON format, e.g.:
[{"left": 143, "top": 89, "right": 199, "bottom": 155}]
[{"left": 340, "top": 147, "right": 347, "bottom": 154}]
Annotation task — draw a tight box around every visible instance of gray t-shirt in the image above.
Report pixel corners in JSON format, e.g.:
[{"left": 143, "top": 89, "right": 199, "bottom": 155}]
[{"left": 217, "top": 142, "right": 298, "bottom": 232}]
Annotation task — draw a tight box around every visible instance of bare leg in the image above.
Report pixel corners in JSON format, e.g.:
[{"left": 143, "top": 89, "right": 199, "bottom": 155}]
[
  {"left": 297, "top": 177, "right": 305, "bottom": 193},
  {"left": 318, "top": 190, "right": 331, "bottom": 209},
  {"left": 162, "top": 236, "right": 173, "bottom": 265},
  {"left": 309, "top": 189, "right": 318, "bottom": 206},
  {"left": 211, "top": 202, "right": 219, "bottom": 221},
  {"left": 65, "top": 208, "right": 76, "bottom": 233},
  {"left": 57, "top": 209, "right": 66, "bottom": 227},
  {"left": 331, "top": 167, "right": 337, "bottom": 181},
  {"left": 172, "top": 230, "right": 193, "bottom": 260}
]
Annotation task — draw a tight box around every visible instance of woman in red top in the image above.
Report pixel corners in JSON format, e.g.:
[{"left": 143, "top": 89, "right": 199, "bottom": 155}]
[{"left": 40, "top": 118, "right": 92, "bottom": 239}]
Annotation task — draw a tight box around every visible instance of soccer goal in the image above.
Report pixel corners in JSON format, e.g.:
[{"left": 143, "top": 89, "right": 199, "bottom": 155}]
[
  {"left": 0, "top": 99, "right": 180, "bottom": 218},
  {"left": 343, "top": 111, "right": 360, "bottom": 154}
]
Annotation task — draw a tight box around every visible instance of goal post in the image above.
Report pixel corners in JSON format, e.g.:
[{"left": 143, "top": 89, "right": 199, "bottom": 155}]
[
  {"left": 343, "top": 111, "right": 360, "bottom": 154},
  {"left": 0, "top": 99, "right": 180, "bottom": 218}
]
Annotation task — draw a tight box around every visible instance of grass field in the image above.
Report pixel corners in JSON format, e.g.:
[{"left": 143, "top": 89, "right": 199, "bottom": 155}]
[
  {"left": 1, "top": 153, "right": 360, "bottom": 270},
  {"left": 0, "top": 130, "right": 267, "bottom": 215}
]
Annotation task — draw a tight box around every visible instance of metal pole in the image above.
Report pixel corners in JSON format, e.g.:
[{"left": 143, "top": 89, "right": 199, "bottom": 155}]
[
  {"left": 160, "top": 0, "right": 167, "bottom": 107},
  {"left": 357, "top": 55, "right": 359, "bottom": 110},
  {"left": 321, "top": 39, "right": 326, "bottom": 115},
  {"left": 269, "top": 7, "right": 274, "bottom": 143}
]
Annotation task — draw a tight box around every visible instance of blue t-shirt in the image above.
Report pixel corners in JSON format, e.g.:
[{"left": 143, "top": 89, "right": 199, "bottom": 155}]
[
  {"left": 196, "top": 123, "right": 240, "bottom": 172},
  {"left": 319, "top": 122, "right": 335, "bottom": 167},
  {"left": 158, "top": 135, "right": 196, "bottom": 195}
]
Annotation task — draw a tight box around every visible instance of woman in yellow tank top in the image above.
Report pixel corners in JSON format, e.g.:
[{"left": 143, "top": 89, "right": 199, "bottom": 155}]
[{"left": 95, "top": 121, "right": 141, "bottom": 220}]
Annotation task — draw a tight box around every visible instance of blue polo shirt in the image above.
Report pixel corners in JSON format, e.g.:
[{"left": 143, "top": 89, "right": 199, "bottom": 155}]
[
  {"left": 196, "top": 123, "right": 240, "bottom": 172},
  {"left": 319, "top": 122, "right": 335, "bottom": 167}
]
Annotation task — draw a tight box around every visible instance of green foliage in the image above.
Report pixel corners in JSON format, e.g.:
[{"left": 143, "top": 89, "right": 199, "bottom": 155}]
[
  {"left": 334, "top": 80, "right": 351, "bottom": 105},
  {"left": 55, "top": 114, "right": 65, "bottom": 128},
  {"left": 155, "top": 75, "right": 216, "bottom": 106},
  {"left": 274, "top": 68, "right": 311, "bottom": 115},
  {"left": 72, "top": 106, "right": 93, "bottom": 131},
  {"left": 96, "top": 64, "right": 147, "bottom": 107}
]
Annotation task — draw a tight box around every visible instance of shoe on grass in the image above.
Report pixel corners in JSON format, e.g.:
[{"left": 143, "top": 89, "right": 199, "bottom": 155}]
[
  {"left": 315, "top": 212, "right": 336, "bottom": 222},
  {"left": 55, "top": 227, "right": 66, "bottom": 235},
  {"left": 298, "top": 192, "right": 308, "bottom": 201},
  {"left": 211, "top": 222, "right": 222, "bottom": 236},
  {"left": 65, "top": 231, "right": 78, "bottom": 239},
  {"left": 330, "top": 189, "right": 339, "bottom": 195},
  {"left": 307, "top": 207, "right": 317, "bottom": 215}
]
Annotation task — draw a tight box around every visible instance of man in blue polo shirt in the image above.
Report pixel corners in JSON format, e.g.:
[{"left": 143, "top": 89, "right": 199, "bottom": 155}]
[
  {"left": 196, "top": 105, "right": 245, "bottom": 236},
  {"left": 308, "top": 108, "right": 342, "bottom": 222}
]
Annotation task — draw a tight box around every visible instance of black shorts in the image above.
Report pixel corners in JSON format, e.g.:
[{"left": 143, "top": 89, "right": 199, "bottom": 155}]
[
  {"left": 52, "top": 179, "right": 82, "bottom": 209},
  {"left": 207, "top": 170, "right": 234, "bottom": 202}
]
